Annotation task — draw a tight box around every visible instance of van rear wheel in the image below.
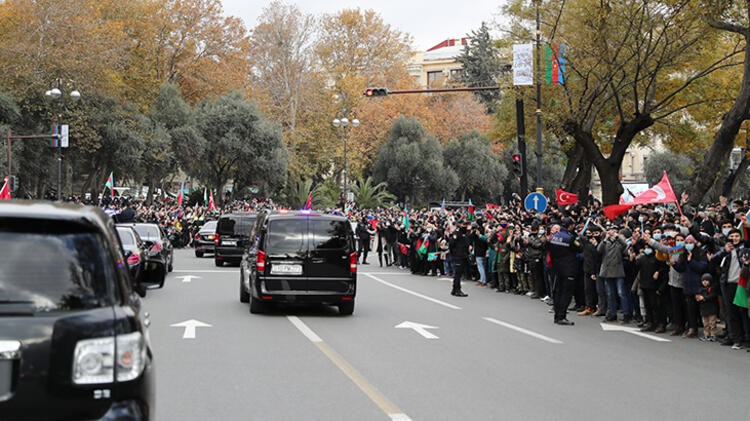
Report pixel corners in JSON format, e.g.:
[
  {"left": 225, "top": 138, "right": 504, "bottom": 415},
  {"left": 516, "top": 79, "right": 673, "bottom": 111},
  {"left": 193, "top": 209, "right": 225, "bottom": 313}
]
[{"left": 338, "top": 301, "right": 355, "bottom": 316}]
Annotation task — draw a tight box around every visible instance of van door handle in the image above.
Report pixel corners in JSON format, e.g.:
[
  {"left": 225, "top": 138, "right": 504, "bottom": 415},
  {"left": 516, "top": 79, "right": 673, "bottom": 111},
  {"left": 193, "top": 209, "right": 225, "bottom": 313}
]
[{"left": 311, "top": 258, "right": 326, "bottom": 264}]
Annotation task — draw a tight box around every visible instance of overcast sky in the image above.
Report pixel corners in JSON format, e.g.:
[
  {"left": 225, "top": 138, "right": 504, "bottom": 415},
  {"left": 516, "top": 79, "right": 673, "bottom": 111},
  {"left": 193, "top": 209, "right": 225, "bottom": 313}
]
[{"left": 221, "top": 0, "right": 506, "bottom": 51}]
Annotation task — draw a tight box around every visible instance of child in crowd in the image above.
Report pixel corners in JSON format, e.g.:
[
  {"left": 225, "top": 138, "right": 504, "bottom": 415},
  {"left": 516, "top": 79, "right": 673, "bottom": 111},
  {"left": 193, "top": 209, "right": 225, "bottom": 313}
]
[{"left": 695, "top": 273, "right": 719, "bottom": 342}]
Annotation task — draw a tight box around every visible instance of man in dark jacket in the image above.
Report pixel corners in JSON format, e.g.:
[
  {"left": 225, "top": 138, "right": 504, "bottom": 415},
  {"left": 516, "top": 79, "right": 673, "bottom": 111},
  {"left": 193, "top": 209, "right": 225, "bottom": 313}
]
[
  {"left": 579, "top": 228, "right": 602, "bottom": 316},
  {"left": 448, "top": 221, "right": 471, "bottom": 297},
  {"left": 549, "top": 218, "right": 582, "bottom": 325}
]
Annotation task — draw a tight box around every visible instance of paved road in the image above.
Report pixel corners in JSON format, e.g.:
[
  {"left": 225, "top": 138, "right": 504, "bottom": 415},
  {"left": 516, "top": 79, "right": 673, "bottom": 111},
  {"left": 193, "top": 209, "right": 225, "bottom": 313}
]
[{"left": 144, "top": 249, "right": 748, "bottom": 420}]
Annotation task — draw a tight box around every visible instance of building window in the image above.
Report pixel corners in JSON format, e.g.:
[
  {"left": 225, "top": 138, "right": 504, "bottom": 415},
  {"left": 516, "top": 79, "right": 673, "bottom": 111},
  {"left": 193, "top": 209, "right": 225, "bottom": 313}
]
[{"left": 427, "top": 71, "right": 444, "bottom": 88}]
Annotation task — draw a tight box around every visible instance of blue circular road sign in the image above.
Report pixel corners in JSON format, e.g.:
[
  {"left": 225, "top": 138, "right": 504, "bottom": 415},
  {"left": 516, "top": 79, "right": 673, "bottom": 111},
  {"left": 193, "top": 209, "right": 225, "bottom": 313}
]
[{"left": 524, "top": 192, "right": 548, "bottom": 213}]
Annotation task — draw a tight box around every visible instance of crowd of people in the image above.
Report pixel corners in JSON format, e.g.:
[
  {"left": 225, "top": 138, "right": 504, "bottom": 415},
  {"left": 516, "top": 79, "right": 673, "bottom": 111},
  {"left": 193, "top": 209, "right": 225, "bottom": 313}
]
[
  {"left": 348, "top": 195, "right": 750, "bottom": 351},
  {"left": 84, "top": 191, "right": 750, "bottom": 351}
]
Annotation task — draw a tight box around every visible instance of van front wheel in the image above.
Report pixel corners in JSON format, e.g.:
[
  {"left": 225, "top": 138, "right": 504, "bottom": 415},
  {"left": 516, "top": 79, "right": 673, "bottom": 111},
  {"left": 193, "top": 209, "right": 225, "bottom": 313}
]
[{"left": 338, "top": 301, "right": 354, "bottom": 316}]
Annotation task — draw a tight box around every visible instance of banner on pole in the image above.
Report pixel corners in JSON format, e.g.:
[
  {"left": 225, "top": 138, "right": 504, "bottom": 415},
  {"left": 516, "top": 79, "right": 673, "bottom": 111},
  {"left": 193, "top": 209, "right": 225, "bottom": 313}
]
[{"left": 513, "top": 44, "right": 534, "bottom": 86}]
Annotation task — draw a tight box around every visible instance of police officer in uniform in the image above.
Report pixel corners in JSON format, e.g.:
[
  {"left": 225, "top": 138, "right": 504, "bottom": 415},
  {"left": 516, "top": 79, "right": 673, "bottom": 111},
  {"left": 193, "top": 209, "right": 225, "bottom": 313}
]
[
  {"left": 549, "top": 218, "right": 582, "bottom": 325},
  {"left": 448, "top": 220, "right": 470, "bottom": 297}
]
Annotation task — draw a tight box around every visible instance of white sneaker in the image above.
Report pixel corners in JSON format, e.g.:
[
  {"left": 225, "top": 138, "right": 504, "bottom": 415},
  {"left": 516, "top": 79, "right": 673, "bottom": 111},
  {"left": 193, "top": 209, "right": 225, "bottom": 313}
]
[
  {"left": 542, "top": 295, "right": 550, "bottom": 301},
  {"left": 525, "top": 291, "right": 534, "bottom": 296},
  {"left": 731, "top": 342, "right": 742, "bottom": 350}
]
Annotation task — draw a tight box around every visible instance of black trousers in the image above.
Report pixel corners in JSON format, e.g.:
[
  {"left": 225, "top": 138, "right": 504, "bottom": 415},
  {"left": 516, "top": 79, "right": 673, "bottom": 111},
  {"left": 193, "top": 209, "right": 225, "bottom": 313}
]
[
  {"left": 452, "top": 258, "right": 468, "bottom": 293},
  {"left": 670, "top": 286, "right": 686, "bottom": 332},
  {"left": 553, "top": 274, "right": 575, "bottom": 321},
  {"left": 530, "top": 259, "right": 545, "bottom": 297},
  {"left": 721, "top": 282, "right": 750, "bottom": 342},
  {"left": 584, "top": 273, "right": 598, "bottom": 309},
  {"left": 684, "top": 295, "right": 699, "bottom": 330},
  {"left": 642, "top": 288, "right": 666, "bottom": 326}
]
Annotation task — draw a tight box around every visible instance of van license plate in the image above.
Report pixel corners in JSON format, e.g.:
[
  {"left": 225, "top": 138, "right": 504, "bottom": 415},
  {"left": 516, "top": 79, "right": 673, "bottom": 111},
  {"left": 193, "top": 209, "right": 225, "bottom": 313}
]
[
  {"left": 271, "top": 264, "right": 302, "bottom": 275},
  {"left": 222, "top": 240, "right": 236, "bottom": 246}
]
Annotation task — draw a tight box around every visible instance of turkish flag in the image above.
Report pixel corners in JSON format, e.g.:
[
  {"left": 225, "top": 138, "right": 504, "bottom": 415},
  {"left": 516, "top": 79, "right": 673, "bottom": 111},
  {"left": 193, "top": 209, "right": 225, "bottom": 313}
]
[
  {"left": 603, "top": 204, "right": 633, "bottom": 221},
  {"left": 486, "top": 203, "right": 499, "bottom": 209},
  {"left": 556, "top": 189, "right": 578, "bottom": 205},
  {"left": 0, "top": 179, "right": 10, "bottom": 200},
  {"left": 629, "top": 171, "right": 678, "bottom": 205}
]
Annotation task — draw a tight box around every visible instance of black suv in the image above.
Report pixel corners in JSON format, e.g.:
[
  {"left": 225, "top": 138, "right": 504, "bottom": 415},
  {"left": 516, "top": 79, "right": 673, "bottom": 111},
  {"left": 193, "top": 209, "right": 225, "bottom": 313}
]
[
  {"left": 215, "top": 213, "right": 256, "bottom": 266},
  {"left": 240, "top": 211, "right": 357, "bottom": 315},
  {"left": 0, "top": 201, "right": 156, "bottom": 420}
]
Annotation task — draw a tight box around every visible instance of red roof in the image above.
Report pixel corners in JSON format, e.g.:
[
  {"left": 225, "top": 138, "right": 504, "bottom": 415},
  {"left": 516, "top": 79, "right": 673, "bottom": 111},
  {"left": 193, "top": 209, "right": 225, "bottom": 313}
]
[{"left": 427, "top": 38, "right": 469, "bottom": 52}]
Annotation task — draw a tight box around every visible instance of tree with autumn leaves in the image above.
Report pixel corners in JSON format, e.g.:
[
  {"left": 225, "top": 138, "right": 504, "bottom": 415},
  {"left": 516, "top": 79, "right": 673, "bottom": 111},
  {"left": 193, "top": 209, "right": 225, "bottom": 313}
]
[{"left": 497, "top": 0, "right": 750, "bottom": 205}]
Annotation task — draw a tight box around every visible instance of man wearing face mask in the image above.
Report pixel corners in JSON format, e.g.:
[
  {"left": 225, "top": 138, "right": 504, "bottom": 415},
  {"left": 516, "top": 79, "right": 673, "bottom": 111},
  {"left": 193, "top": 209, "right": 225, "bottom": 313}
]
[
  {"left": 549, "top": 218, "right": 582, "bottom": 325},
  {"left": 448, "top": 221, "right": 470, "bottom": 297},
  {"left": 598, "top": 225, "right": 631, "bottom": 323},
  {"left": 635, "top": 241, "right": 669, "bottom": 333},
  {"left": 713, "top": 227, "right": 750, "bottom": 348},
  {"left": 673, "top": 235, "right": 708, "bottom": 338},
  {"left": 525, "top": 222, "right": 547, "bottom": 299}
]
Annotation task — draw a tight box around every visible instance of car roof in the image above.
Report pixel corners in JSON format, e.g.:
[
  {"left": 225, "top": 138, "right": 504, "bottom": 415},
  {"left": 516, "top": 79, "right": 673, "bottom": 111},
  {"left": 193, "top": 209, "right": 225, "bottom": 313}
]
[
  {"left": 219, "top": 213, "right": 256, "bottom": 218},
  {"left": 265, "top": 211, "right": 347, "bottom": 222},
  {"left": 0, "top": 200, "right": 111, "bottom": 232}
]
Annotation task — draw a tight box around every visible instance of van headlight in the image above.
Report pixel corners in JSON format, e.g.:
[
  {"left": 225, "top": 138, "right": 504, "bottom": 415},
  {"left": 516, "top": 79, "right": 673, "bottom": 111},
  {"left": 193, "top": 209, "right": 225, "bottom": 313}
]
[{"left": 73, "top": 332, "right": 146, "bottom": 385}]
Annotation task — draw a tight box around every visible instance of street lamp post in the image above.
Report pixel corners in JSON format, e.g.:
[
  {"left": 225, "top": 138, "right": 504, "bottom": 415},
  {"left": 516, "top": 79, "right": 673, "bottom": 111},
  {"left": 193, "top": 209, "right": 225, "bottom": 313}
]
[
  {"left": 45, "top": 81, "right": 80, "bottom": 201},
  {"left": 332, "top": 117, "right": 360, "bottom": 205}
]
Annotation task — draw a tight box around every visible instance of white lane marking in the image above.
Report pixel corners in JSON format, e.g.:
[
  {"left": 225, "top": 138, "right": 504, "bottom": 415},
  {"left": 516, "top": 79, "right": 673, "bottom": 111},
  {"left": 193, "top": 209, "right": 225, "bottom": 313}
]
[
  {"left": 287, "top": 317, "right": 413, "bottom": 421},
  {"left": 287, "top": 316, "right": 322, "bottom": 343},
  {"left": 600, "top": 323, "right": 671, "bottom": 342},
  {"left": 483, "top": 317, "right": 564, "bottom": 344},
  {"left": 172, "top": 270, "right": 234, "bottom": 273},
  {"left": 395, "top": 321, "right": 439, "bottom": 339},
  {"left": 363, "top": 273, "right": 461, "bottom": 310},
  {"left": 170, "top": 319, "right": 212, "bottom": 339},
  {"left": 176, "top": 275, "right": 201, "bottom": 283}
]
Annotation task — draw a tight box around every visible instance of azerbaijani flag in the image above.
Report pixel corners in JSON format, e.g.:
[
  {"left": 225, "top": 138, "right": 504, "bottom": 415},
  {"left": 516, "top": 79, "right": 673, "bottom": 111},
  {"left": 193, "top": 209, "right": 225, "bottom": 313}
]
[
  {"left": 545, "top": 43, "right": 565, "bottom": 85},
  {"left": 104, "top": 172, "right": 114, "bottom": 198},
  {"left": 735, "top": 273, "right": 748, "bottom": 308},
  {"left": 417, "top": 237, "right": 429, "bottom": 257},
  {"left": 440, "top": 198, "right": 446, "bottom": 212},
  {"left": 468, "top": 199, "right": 475, "bottom": 221},
  {"left": 177, "top": 180, "right": 184, "bottom": 207}
]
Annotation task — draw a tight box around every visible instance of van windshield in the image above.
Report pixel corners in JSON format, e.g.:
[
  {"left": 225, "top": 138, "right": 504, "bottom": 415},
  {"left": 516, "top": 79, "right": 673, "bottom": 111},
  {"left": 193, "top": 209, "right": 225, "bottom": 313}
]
[
  {"left": 0, "top": 222, "right": 116, "bottom": 313},
  {"left": 311, "top": 220, "right": 351, "bottom": 250},
  {"left": 266, "top": 219, "right": 307, "bottom": 255}
]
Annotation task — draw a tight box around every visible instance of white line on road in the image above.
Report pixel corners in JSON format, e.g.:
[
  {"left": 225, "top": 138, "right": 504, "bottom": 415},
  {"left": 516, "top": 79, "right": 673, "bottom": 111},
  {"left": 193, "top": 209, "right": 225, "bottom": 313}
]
[
  {"left": 172, "top": 270, "right": 234, "bottom": 273},
  {"left": 483, "top": 317, "right": 564, "bottom": 344},
  {"left": 363, "top": 273, "right": 461, "bottom": 310},
  {"left": 287, "top": 316, "right": 412, "bottom": 421},
  {"left": 287, "top": 316, "right": 322, "bottom": 343}
]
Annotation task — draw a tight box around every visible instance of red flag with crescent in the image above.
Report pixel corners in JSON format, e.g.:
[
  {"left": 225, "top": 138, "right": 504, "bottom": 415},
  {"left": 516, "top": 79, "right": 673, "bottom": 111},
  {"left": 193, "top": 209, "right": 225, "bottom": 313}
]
[
  {"left": 627, "top": 171, "right": 677, "bottom": 205},
  {"left": 555, "top": 189, "right": 578, "bottom": 205}
]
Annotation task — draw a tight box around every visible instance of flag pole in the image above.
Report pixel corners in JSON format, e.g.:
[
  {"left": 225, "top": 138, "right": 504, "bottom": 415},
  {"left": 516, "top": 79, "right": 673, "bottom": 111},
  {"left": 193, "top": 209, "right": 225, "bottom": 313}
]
[{"left": 663, "top": 171, "right": 684, "bottom": 217}]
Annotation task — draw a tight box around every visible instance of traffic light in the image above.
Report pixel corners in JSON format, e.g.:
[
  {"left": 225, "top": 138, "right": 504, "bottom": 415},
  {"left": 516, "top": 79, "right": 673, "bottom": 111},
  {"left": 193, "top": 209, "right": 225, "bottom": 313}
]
[
  {"left": 512, "top": 154, "right": 522, "bottom": 177},
  {"left": 363, "top": 87, "right": 389, "bottom": 97},
  {"left": 9, "top": 176, "right": 17, "bottom": 192}
]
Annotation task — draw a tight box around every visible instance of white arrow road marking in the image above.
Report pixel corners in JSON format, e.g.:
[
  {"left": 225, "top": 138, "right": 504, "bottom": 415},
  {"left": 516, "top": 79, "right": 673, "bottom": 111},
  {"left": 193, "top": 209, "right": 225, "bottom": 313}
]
[
  {"left": 287, "top": 317, "right": 412, "bottom": 421},
  {"left": 176, "top": 275, "right": 201, "bottom": 283},
  {"left": 170, "top": 319, "right": 212, "bottom": 339},
  {"left": 483, "top": 317, "right": 563, "bottom": 344},
  {"left": 600, "top": 323, "right": 671, "bottom": 342},
  {"left": 395, "top": 321, "right": 440, "bottom": 339},
  {"left": 363, "top": 273, "right": 461, "bottom": 310}
]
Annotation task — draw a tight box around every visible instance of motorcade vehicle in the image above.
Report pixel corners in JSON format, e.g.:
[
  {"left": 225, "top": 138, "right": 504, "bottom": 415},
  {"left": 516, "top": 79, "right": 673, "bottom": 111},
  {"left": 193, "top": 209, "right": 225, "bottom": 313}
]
[
  {"left": 121, "top": 223, "right": 174, "bottom": 274},
  {"left": 0, "top": 201, "right": 156, "bottom": 420},
  {"left": 116, "top": 225, "right": 148, "bottom": 285},
  {"left": 240, "top": 211, "right": 357, "bottom": 315},
  {"left": 215, "top": 213, "right": 256, "bottom": 266},
  {"left": 117, "top": 225, "right": 167, "bottom": 289},
  {"left": 193, "top": 220, "right": 217, "bottom": 258}
]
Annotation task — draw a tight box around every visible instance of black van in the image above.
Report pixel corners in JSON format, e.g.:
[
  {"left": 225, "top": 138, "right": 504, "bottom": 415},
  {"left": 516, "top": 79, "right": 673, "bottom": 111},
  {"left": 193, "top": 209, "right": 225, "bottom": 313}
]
[
  {"left": 215, "top": 213, "right": 256, "bottom": 266},
  {"left": 0, "top": 201, "right": 156, "bottom": 420},
  {"left": 240, "top": 211, "right": 357, "bottom": 315}
]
